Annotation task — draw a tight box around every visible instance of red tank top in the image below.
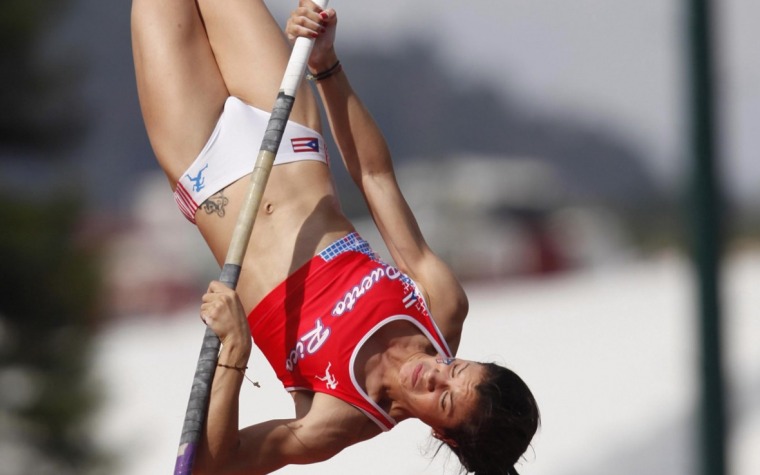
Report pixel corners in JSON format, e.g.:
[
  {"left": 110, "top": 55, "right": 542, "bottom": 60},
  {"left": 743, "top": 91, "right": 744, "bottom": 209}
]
[{"left": 248, "top": 234, "right": 452, "bottom": 431}]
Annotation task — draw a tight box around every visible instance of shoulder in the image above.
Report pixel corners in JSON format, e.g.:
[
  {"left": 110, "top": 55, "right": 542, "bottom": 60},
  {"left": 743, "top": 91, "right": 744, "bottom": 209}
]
[{"left": 409, "top": 251, "right": 469, "bottom": 353}]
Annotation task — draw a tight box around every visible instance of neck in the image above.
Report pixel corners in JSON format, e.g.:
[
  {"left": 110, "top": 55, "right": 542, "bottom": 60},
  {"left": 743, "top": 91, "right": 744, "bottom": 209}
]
[{"left": 357, "top": 325, "right": 433, "bottom": 421}]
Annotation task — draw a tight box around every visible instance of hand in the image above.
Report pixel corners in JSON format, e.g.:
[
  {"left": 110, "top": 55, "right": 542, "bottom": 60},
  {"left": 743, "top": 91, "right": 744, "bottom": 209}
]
[
  {"left": 200, "top": 281, "right": 252, "bottom": 354},
  {"left": 286, "top": 0, "right": 338, "bottom": 71}
]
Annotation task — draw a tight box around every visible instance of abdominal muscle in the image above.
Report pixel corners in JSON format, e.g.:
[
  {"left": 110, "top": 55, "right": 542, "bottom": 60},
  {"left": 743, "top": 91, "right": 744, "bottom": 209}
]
[{"left": 194, "top": 160, "right": 356, "bottom": 311}]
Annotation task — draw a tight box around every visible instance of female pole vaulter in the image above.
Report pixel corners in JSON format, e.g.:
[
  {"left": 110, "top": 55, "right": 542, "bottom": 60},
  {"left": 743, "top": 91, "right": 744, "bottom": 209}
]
[{"left": 131, "top": 0, "right": 539, "bottom": 473}]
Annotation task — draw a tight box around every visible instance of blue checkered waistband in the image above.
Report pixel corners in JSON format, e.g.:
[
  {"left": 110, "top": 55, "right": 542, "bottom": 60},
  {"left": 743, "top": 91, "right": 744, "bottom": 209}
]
[{"left": 319, "top": 232, "right": 379, "bottom": 262}]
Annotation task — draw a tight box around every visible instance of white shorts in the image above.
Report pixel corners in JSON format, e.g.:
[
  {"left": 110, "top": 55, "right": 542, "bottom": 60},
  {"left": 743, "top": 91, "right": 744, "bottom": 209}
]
[{"left": 173, "top": 96, "right": 328, "bottom": 224}]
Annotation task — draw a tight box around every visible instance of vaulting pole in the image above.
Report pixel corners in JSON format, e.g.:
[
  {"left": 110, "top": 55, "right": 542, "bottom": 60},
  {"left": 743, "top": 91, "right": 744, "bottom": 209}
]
[{"left": 172, "top": 1, "right": 329, "bottom": 473}]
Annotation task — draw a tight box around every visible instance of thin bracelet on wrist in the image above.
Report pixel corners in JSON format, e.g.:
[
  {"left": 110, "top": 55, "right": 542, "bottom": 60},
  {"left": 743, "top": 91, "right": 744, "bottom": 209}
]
[
  {"left": 217, "top": 363, "right": 247, "bottom": 373},
  {"left": 217, "top": 362, "right": 261, "bottom": 387},
  {"left": 306, "top": 60, "right": 342, "bottom": 82}
]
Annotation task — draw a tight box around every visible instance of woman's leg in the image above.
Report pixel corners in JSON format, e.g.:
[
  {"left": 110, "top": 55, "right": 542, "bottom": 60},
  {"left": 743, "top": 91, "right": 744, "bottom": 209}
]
[
  {"left": 131, "top": 0, "right": 229, "bottom": 183},
  {"left": 195, "top": 0, "right": 322, "bottom": 132}
]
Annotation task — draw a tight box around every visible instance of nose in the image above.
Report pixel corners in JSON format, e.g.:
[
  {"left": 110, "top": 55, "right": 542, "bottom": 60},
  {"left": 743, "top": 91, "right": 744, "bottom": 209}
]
[{"left": 426, "top": 369, "right": 445, "bottom": 392}]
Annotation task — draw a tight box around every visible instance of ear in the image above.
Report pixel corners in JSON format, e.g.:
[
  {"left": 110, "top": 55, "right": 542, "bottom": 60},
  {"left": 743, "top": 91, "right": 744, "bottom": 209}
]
[{"left": 431, "top": 429, "right": 458, "bottom": 447}]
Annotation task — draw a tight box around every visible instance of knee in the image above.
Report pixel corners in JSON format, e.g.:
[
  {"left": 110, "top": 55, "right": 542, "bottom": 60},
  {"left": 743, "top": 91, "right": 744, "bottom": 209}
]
[{"left": 131, "top": 0, "right": 200, "bottom": 37}]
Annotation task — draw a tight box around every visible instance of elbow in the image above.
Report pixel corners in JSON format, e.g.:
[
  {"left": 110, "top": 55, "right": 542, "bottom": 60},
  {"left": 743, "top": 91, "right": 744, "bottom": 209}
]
[
  {"left": 447, "top": 282, "right": 469, "bottom": 323},
  {"left": 192, "top": 463, "right": 211, "bottom": 475},
  {"left": 192, "top": 466, "right": 208, "bottom": 475},
  {"left": 459, "top": 291, "right": 470, "bottom": 318},
  {"left": 192, "top": 448, "right": 240, "bottom": 475},
  {"left": 454, "top": 301, "right": 469, "bottom": 331},
  {"left": 192, "top": 461, "right": 235, "bottom": 475},
  {"left": 192, "top": 457, "right": 222, "bottom": 475}
]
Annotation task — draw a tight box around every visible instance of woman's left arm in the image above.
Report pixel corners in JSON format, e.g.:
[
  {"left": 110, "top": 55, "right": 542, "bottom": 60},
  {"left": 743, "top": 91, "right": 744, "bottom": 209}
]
[
  {"left": 287, "top": 2, "right": 468, "bottom": 347},
  {"left": 362, "top": 171, "right": 470, "bottom": 350}
]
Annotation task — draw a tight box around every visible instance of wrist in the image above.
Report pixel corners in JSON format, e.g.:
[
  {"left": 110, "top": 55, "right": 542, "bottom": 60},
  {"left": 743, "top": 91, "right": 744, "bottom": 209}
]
[
  {"left": 306, "top": 60, "right": 342, "bottom": 82},
  {"left": 308, "top": 50, "right": 339, "bottom": 75},
  {"left": 221, "top": 335, "right": 252, "bottom": 361}
]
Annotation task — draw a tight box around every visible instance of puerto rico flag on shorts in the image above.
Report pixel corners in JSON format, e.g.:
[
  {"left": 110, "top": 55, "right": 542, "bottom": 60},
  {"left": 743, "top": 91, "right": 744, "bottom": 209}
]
[{"left": 291, "top": 137, "right": 320, "bottom": 153}]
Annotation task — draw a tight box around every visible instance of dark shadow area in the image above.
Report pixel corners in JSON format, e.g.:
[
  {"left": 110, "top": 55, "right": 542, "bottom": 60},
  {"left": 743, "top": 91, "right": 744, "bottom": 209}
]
[{"left": 0, "top": 1, "right": 111, "bottom": 472}]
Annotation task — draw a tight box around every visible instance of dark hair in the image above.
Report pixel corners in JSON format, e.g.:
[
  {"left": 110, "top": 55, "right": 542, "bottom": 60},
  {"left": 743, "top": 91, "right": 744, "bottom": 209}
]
[{"left": 438, "top": 362, "right": 540, "bottom": 475}]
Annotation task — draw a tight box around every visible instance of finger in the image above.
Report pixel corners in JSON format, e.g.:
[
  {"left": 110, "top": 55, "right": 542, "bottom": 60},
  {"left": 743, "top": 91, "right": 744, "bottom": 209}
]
[
  {"left": 202, "top": 298, "right": 223, "bottom": 316},
  {"left": 212, "top": 283, "right": 238, "bottom": 302},
  {"left": 290, "top": 13, "right": 322, "bottom": 35},
  {"left": 288, "top": 24, "right": 319, "bottom": 41},
  {"left": 208, "top": 280, "right": 226, "bottom": 292},
  {"left": 319, "top": 8, "right": 336, "bottom": 24},
  {"left": 300, "top": 0, "right": 324, "bottom": 14}
]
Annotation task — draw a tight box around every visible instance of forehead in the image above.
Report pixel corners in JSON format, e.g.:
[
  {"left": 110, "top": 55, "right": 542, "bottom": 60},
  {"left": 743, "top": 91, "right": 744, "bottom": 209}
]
[
  {"left": 454, "top": 359, "right": 484, "bottom": 379},
  {"left": 451, "top": 362, "right": 485, "bottom": 415}
]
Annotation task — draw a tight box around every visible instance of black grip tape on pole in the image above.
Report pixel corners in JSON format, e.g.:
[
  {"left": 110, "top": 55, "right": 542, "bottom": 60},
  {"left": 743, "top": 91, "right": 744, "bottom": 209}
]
[{"left": 261, "top": 93, "right": 296, "bottom": 153}]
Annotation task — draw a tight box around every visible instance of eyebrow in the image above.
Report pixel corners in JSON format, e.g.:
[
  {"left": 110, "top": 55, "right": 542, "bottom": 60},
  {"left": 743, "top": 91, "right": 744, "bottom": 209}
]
[
  {"left": 448, "top": 363, "right": 471, "bottom": 416},
  {"left": 458, "top": 363, "right": 470, "bottom": 377}
]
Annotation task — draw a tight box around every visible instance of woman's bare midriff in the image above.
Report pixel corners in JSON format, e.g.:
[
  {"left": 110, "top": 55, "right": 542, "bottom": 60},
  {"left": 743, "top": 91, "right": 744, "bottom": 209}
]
[{"left": 194, "top": 160, "right": 355, "bottom": 311}]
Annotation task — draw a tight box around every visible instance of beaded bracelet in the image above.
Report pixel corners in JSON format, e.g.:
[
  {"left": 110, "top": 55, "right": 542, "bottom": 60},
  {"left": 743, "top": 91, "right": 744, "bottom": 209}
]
[
  {"left": 306, "top": 60, "right": 342, "bottom": 82},
  {"left": 217, "top": 363, "right": 247, "bottom": 372},
  {"left": 217, "top": 363, "right": 260, "bottom": 388}
]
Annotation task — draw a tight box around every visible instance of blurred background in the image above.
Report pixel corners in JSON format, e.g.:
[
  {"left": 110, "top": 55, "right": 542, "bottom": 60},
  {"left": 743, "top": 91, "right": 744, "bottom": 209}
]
[{"left": 1, "top": 0, "right": 758, "bottom": 474}]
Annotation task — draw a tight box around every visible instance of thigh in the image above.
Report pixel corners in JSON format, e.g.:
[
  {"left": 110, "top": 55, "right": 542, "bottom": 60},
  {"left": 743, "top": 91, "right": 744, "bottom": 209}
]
[
  {"left": 131, "top": 0, "right": 229, "bottom": 183},
  {"left": 196, "top": 0, "right": 321, "bottom": 132}
]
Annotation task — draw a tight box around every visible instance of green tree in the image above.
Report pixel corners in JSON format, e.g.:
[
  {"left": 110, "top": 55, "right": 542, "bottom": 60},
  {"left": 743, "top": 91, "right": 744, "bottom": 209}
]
[
  {"left": 0, "top": 197, "right": 106, "bottom": 474},
  {"left": 0, "top": 1, "right": 108, "bottom": 473},
  {"left": 0, "top": 0, "right": 85, "bottom": 153}
]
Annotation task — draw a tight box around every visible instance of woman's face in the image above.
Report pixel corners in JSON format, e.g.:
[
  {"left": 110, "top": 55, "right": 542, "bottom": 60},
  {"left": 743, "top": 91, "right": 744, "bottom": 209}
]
[{"left": 398, "top": 355, "right": 484, "bottom": 431}]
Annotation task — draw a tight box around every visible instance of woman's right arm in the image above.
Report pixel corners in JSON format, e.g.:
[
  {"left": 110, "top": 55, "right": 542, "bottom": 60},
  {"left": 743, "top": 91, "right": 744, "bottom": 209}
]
[{"left": 195, "top": 282, "right": 347, "bottom": 474}]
